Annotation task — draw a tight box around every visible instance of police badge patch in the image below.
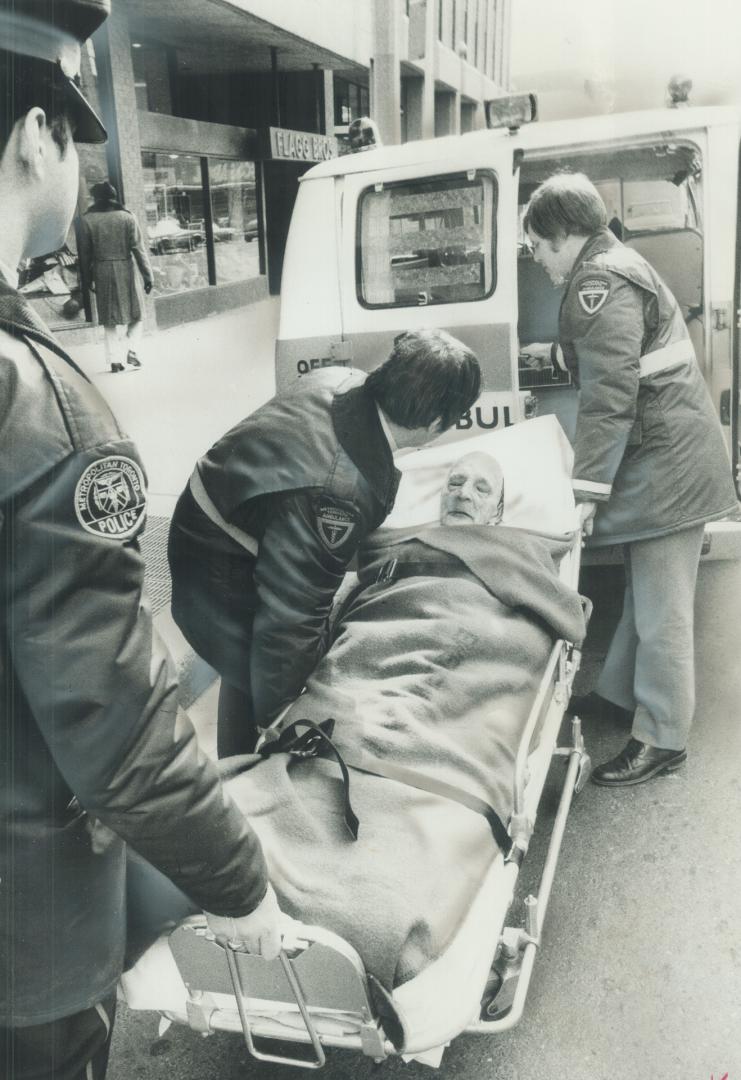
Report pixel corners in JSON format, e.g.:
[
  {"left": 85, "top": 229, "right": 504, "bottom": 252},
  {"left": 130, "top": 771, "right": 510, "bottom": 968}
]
[
  {"left": 316, "top": 499, "right": 359, "bottom": 551},
  {"left": 577, "top": 275, "right": 611, "bottom": 315},
  {"left": 75, "top": 456, "right": 147, "bottom": 540}
]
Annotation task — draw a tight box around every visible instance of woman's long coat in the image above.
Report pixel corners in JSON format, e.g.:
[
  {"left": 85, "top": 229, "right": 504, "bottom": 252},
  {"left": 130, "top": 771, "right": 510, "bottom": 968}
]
[{"left": 81, "top": 206, "right": 153, "bottom": 327}]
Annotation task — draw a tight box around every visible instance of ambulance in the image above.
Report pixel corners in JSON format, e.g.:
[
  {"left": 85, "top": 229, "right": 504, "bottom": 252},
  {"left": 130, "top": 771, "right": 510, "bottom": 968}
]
[{"left": 275, "top": 92, "right": 741, "bottom": 557}]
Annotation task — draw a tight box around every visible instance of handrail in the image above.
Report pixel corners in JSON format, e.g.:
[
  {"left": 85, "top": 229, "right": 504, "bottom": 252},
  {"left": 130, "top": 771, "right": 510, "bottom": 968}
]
[{"left": 224, "top": 945, "right": 327, "bottom": 1069}]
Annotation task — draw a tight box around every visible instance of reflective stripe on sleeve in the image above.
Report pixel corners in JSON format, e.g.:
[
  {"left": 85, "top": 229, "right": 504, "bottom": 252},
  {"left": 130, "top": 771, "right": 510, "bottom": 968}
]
[
  {"left": 189, "top": 468, "right": 259, "bottom": 556},
  {"left": 639, "top": 340, "right": 695, "bottom": 379},
  {"left": 572, "top": 478, "right": 612, "bottom": 500}
]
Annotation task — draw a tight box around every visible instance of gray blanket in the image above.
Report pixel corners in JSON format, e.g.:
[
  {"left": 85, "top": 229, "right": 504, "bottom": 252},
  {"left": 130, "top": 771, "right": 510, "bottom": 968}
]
[{"left": 223, "top": 526, "right": 585, "bottom": 989}]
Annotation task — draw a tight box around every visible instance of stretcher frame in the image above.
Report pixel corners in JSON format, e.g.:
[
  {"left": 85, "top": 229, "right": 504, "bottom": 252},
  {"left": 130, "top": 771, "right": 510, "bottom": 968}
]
[{"left": 125, "top": 531, "right": 591, "bottom": 1069}]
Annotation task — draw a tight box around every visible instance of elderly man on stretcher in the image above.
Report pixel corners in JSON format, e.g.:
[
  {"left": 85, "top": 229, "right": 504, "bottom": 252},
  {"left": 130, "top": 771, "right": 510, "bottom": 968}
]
[{"left": 126, "top": 438, "right": 586, "bottom": 997}]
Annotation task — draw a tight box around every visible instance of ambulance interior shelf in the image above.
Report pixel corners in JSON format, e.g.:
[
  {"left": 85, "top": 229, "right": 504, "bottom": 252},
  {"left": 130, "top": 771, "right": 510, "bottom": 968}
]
[{"left": 516, "top": 139, "right": 704, "bottom": 390}]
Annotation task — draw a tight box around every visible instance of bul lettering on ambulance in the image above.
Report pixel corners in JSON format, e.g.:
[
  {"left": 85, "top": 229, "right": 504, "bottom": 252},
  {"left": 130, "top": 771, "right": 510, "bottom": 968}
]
[
  {"left": 456, "top": 405, "right": 513, "bottom": 432},
  {"left": 316, "top": 502, "right": 358, "bottom": 550}
]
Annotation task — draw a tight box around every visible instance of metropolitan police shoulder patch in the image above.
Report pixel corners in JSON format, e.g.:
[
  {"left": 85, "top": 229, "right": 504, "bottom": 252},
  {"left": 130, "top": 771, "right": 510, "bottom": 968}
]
[
  {"left": 315, "top": 498, "right": 359, "bottom": 551},
  {"left": 577, "top": 274, "right": 611, "bottom": 315},
  {"left": 74, "top": 455, "right": 147, "bottom": 540}
]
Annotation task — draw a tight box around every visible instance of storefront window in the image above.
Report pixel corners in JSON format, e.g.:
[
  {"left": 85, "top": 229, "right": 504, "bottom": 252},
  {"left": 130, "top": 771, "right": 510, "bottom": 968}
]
[
  {"left": 141, "top": 152, "right": 209, "bottom": 296},
  {"left": 19, "top": 42, "right": 108, "bottom": 329},
  {"left": 334, "top": 77, "right": 370, "bottom": 127},
  {"left": 209, "top": 159, "right": 260, "bottom": 284}
]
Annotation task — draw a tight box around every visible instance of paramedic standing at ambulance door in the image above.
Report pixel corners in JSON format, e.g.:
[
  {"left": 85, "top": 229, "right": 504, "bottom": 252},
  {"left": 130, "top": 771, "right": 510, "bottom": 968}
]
[
  {"left": 168, "top": 330, "right": 482, "bottom": 758},
  {"left": 522, "top": 172, "right": 737, "bottom": 787},
  {"left": 0, "top": 4, "right": 282, "bottom": 1077}
]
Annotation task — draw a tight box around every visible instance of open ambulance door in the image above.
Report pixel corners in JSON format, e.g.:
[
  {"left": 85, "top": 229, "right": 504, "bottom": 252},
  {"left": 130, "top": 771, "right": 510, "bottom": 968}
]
[{"left": 516, "top": 123, "right": 741, "bottom": 557}]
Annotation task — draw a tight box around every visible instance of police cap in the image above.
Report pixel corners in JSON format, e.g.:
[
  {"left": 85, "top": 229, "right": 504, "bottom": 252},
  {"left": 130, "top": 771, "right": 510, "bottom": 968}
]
[{"left": 0, "top": 0, "right": 110, "bottom": 143}]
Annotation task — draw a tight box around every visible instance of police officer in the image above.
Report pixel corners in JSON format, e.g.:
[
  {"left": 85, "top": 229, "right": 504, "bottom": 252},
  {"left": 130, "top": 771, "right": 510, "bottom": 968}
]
[
  {"left": 523, "top": 172, "right": 737, "bottom": 787},
  {"left": 0, "top": 4, "right": 282, "bottom": 1077},
  {"left": 168, "top": 330, "right": 482, "bottom": 756}
]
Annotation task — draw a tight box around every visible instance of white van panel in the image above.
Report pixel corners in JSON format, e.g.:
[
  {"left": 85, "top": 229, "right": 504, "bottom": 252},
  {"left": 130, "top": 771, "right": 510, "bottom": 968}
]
[{"left": 278, "top": 178, "right": 342, "bottom": 341}]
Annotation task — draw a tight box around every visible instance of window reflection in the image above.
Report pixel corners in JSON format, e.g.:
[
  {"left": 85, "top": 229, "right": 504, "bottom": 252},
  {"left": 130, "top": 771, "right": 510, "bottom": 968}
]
[
  {"left": 359, "top": 173, "right": 497, "bottom": 308},
  {"left": 141, "top": 152, "right": 209, "bottom": 295},
  {"left": 141, "top": 153, "right": 261, "bottom": 295},
  {"left": 209, "top": 159, "right": 260, "bottom": 285}
]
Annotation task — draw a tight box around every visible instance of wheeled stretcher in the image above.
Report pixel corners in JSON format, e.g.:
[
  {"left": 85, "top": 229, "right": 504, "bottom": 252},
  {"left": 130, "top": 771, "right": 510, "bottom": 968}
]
[{"left": 121, "top": 416, "right": 593, "bottom": 1069}]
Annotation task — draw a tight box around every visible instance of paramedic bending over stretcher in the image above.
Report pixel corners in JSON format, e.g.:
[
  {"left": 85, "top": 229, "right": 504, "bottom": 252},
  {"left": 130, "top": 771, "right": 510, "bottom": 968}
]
[
  {"left": 168, "top": 330, "right": 482, "bottom": 757},
  {"left": 522, "top": 172, "right": 737, "bottom": 787}
]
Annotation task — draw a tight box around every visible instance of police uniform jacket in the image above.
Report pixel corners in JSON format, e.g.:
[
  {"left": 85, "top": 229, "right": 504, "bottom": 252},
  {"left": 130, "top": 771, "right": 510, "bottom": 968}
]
[
  {"left": 558, "top": 228, "right": 737, "bottom": 545},
  {"left": 0, "top": 279, "right": 268, "bottom": 1026},
  {"left": 181, "top": 368, "right": 401, "bottom": 726}
]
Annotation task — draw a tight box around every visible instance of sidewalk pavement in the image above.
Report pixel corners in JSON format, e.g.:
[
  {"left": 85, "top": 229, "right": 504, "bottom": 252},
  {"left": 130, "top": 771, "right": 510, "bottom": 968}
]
[{"left": 68, "top": 299, "right": 280, "bottom": 711}]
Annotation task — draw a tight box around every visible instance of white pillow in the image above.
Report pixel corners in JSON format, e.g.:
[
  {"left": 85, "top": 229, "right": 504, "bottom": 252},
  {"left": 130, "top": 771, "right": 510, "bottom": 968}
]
[{"left": 385, "top": 414, "right": 578, "bottom": 536}]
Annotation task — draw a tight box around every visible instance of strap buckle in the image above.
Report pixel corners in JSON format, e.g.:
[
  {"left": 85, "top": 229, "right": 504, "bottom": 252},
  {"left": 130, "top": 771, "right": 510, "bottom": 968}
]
[
  {"left": 258, "top": 718, "right": 359, "bottom": 840},
  {"left": 376, "top": 558, "right": 398, "bottom": 584}
]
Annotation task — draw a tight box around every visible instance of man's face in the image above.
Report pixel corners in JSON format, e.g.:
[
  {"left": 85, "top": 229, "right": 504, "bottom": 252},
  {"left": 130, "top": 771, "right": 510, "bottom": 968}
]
[
  {"left": 527, "top": 226, "right": 576, "bottom": 286},
  {"left": 440, "top": 453, "right": 504, "bottom": 526},
  {"left": 27, "top": 115, "right": 79, "bottom": 258}
]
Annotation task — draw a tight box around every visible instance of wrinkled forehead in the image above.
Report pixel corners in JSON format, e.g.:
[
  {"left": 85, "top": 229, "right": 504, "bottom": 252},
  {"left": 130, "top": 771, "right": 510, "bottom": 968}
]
[{"left": 446, "top": 452, "right": 504, "bottom": 488}]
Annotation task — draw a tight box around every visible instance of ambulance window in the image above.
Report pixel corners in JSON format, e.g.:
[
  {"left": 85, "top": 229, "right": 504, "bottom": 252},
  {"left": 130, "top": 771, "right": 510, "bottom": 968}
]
[{"left": 357, "top": 172, "right": 497, "bottom": 308}]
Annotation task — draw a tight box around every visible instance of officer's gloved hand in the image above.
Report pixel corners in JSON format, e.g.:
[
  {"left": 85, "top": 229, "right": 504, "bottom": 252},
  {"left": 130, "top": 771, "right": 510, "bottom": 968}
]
[{"left": 205, "top": 883, "right": 283, "bottom": 960}]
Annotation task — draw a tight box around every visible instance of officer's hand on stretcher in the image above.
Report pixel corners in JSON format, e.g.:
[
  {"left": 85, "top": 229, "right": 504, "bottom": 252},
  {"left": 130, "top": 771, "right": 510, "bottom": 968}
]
[
  {"left": 578, "top": 500, "right": 598, "bottom": 537},
  {"left": 205, "top": 883, "right": 283, "bottom": 960},
  {"left": 518, "top": 341, "right": 553, "bottom": 371}
]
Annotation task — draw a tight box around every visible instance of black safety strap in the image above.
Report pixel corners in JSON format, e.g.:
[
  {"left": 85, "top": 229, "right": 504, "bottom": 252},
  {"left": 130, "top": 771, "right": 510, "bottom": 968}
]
[
  {"left": 340, "top": 748, "right": 512, "bottom": 852},
  {"left": 258, "top": 718, "right": 360, "bottom": 840}
]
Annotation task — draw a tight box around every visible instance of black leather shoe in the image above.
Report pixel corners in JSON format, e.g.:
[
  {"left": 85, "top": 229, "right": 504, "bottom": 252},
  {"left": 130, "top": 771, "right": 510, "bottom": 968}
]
[
  {"left": 592, "top": 738, "right": 687, "bottom": 787},
  {"left": 568, "top": 692, "right": 632, "bottom": 725},
  {"left": 126, "top": 350, "right": 142, "bottom": 369},
  {"left": 110, "top": 362, "right": 125, "bottom": 373}
]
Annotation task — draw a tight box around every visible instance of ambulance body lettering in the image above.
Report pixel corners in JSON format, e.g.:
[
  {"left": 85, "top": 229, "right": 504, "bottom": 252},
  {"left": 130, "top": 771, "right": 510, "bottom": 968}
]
[{"left": 276, "top": 102, "right": 741, "bottom": 539}]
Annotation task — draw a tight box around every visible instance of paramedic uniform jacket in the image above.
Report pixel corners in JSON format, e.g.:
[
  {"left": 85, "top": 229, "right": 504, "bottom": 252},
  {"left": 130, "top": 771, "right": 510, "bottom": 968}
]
[
  {"left": 179, "top": 368, "right": 401, "bottom": 726},
  {"left": 0, "top": 279, "right": 268, "bottom": 1026},
  {"left": 558, "top": 228, "right": 737, "bottom": 545}
]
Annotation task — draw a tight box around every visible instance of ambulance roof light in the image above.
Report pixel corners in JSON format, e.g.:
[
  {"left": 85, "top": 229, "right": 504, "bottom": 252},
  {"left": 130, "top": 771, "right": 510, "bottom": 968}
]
[
  {"left": 348, "top": 116, "right": 382, "bottom": 153},
  {"left": 485, "top": 93, "right": 538, "bottom": 133},
  {"left": 667, "top": 73, "right": 693, "bottom": 108}
]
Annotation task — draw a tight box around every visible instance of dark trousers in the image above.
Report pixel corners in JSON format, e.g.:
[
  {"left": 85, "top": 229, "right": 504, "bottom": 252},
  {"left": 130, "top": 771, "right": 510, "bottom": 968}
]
[
  {"left": 218, "top": 680, "right": 260, "bottom": 758},
  {"left": 0, "top": 995, "right": 116, "bottom": 1080},
  {"left": 168, "top": 485, "right": 259, "bottom": 757}
]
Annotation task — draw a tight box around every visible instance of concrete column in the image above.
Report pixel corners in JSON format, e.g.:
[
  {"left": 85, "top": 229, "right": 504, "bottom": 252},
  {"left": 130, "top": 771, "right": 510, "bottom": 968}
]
[
  {"left": 372, "top": 0, "right": 402, "bottom": 144},
  {"left": 323, "top": 69, "right": 335, "bottom": 134},
  {"left": 96, "top": 5, "right": 154, "bottom": 327}
]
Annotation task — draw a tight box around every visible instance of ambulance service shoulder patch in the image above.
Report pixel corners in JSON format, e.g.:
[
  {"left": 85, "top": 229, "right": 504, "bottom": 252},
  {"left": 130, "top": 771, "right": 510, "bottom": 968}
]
[
  {"left": 577, "top": 274, "right": 611, "bottom": 315},
  {"left": 75, "top": 455, "right": 147, "bottom": 540},
  {"left": 315, "top": 498, "right": 359, "bottom": 551}
]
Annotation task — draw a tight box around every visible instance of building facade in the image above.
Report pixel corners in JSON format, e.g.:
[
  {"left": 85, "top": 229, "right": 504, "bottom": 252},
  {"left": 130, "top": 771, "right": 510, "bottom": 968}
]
[{"left": 22, "top": 0, "right": 510, "bottom": 341}]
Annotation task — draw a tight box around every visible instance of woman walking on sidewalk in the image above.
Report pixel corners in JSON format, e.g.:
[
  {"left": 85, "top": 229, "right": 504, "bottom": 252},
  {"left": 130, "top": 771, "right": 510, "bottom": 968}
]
[{"left": 81, "top": 181, "right": 153, "bottom": 373}]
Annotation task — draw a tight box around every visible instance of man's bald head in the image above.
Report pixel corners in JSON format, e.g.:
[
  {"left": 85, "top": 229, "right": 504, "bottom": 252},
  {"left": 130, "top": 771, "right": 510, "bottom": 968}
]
[{"left": 440, "top": 452, "right": 505, "bottom": 526}]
